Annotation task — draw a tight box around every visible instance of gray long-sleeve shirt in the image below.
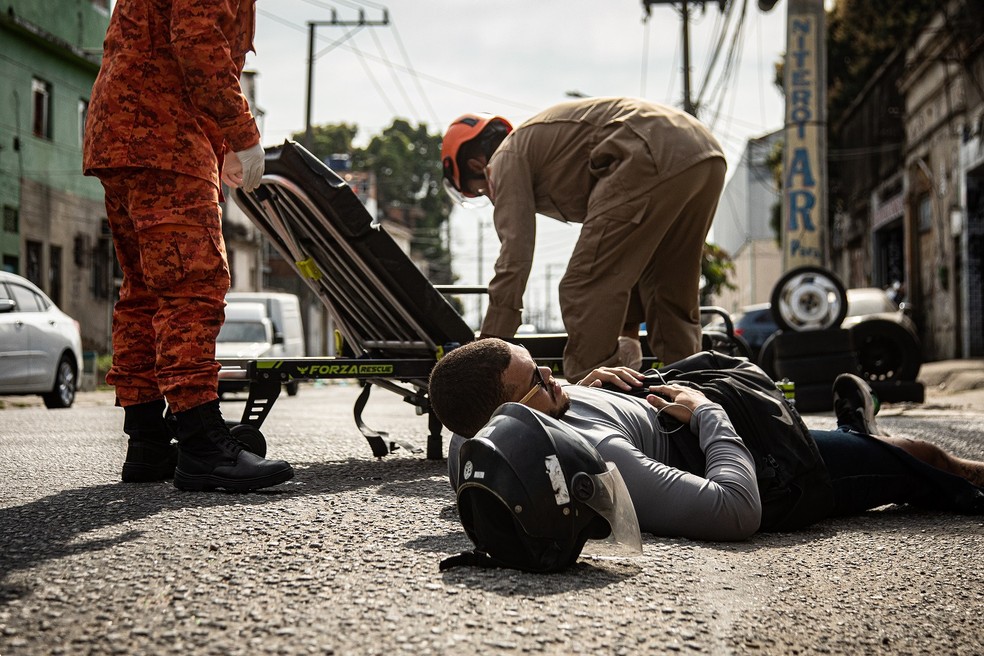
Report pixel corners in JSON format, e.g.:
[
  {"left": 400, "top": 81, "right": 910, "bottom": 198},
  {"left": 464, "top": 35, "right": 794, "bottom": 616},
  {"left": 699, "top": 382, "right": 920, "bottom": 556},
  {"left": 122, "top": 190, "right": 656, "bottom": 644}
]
[
  {"left": 448, "top": 385, "right": 761, "bottom": 542},
  {"left": 562, "top": 386, "right": 761, "bottom": 541}
]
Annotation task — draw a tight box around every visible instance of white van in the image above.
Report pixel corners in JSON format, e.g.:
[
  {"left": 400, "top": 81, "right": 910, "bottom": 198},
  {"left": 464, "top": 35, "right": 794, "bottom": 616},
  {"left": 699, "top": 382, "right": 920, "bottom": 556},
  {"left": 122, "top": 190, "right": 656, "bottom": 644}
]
[{"left": 218, "top": 292, "right": 306, "bottom": 395}]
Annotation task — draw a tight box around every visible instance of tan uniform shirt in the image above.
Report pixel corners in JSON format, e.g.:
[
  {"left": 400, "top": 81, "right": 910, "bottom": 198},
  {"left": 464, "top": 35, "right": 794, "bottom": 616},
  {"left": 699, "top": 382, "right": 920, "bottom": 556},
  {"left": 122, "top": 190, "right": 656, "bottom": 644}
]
[
  {"left": 482, "top": 97, "right": 724, "bottom": 337},
  {"left": 83, "top": 0, "right": 260, "bottom": 187}
]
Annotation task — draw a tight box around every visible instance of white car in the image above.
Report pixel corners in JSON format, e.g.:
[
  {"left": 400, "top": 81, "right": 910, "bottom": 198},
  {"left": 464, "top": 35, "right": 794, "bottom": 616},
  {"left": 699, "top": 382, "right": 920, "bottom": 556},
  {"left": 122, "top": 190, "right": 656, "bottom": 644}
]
[{"left": 0, "top": 271, "right": 83, "bottom": 408}]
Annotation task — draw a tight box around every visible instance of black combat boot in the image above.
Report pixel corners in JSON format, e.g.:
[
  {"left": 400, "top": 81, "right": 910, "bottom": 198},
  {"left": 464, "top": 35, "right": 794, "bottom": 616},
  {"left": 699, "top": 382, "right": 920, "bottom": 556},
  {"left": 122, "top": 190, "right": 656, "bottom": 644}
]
[
  {"left": 172, "top": 399, "right": 293, "bottom": 491},
  {"left": 121, "top": 399, "right": 178, "bottom": 483}
]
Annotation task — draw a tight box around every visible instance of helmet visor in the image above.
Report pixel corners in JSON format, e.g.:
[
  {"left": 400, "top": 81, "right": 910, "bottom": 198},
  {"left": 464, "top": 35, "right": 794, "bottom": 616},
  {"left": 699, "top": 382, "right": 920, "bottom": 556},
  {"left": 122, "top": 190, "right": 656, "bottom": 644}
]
[
  {"left": 442, "top": 178, "right": 490, "bottom": 209},
  {"left": 579, "top": 463, "right": 643, "bottom": 558}
]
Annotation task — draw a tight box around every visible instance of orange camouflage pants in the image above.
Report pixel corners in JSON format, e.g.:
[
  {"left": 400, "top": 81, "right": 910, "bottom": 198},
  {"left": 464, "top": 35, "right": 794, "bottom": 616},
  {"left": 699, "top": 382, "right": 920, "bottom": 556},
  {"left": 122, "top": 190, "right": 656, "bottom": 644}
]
[{"left": 97, "top": 168, "right": 229, "bottom": 413}]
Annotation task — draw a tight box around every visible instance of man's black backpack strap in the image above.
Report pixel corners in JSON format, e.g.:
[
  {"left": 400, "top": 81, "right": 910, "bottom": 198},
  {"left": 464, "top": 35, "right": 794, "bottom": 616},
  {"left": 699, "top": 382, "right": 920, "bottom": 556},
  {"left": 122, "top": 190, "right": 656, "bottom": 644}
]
[{"left": 656, "top": 350, "right": 835, "bottom": 531}]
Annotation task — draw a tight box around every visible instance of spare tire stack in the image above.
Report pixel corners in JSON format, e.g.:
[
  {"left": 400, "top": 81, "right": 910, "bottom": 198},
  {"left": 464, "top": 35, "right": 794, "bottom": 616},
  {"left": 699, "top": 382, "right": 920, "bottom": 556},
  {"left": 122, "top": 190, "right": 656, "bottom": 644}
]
[
  {"left": 761, "top": 266, "right": 925, "bottom": 412},
  {"left": 766, "top": 266, "right": 856, "bottom": 412}
]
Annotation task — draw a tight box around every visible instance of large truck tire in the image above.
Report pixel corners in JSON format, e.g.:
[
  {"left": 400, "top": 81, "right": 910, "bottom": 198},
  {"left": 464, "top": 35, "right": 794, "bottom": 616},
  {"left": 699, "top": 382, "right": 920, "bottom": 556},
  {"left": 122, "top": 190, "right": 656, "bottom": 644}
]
[
  {"left": 775, "top": 353, "right": 861, "bottom": 386},
  {"left": 758, "top": 332, "right": 779, "bottom": 381},
  {"left": 850, "top": 318, "right": 922, "bottom": 382},
  {"left": 773, "top": 328, "right": 854, "bottom": 358},
  {"left": 789, "top": 383, "right": 834, "bottom": 414}
]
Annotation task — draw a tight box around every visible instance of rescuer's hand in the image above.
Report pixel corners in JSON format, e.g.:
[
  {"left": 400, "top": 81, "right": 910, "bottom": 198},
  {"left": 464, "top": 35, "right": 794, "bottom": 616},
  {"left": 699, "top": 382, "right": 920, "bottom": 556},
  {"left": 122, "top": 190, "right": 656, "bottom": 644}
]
[{"left": 235, "top": 143, "right": 266, "bottom": 192}]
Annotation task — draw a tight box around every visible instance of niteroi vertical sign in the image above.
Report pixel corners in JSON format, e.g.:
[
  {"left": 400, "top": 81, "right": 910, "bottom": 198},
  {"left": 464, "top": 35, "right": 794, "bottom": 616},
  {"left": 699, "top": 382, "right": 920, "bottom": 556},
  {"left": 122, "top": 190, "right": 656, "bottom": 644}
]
[{"left": 782, "top": 0, "right": 826, "bottom": 269}]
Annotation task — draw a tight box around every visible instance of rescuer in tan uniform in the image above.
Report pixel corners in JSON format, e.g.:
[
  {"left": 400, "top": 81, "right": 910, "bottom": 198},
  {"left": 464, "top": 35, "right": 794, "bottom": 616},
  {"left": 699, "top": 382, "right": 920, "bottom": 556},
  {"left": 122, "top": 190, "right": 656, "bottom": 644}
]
[
  {"left": 83, "top": 0, "right": 293, "bottom": 490},
  {"left": 441, "top": 97, "right": 726, "bottom": 381}
]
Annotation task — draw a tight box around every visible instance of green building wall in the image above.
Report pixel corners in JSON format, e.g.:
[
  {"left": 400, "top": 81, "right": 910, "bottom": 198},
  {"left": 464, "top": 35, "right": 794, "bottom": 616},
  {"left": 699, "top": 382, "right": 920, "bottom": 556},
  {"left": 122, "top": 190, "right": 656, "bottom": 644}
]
[{"left": 1, "top": 0, "right": 112, "bottom": 349}]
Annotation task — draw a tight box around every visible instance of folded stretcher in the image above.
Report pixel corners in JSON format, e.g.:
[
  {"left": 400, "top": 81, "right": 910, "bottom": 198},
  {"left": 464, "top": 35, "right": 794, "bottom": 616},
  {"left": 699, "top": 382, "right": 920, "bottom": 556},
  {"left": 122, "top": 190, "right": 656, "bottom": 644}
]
[{"left": 224, "top": 141, "right": 744, "bottom": 460}]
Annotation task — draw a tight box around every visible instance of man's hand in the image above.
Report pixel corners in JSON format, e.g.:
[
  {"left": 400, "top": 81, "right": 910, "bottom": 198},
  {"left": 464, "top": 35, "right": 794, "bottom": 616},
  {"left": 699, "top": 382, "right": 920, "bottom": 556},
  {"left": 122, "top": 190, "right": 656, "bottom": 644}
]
[
  {"left": 644, "top": 384, "right": 711, "bottom": 423},
  {"left": 234, "top": 142, "right": 265, "bottom": 192},
  {"left": 578, "top": 366, "right": 645, "bottom": 390}
]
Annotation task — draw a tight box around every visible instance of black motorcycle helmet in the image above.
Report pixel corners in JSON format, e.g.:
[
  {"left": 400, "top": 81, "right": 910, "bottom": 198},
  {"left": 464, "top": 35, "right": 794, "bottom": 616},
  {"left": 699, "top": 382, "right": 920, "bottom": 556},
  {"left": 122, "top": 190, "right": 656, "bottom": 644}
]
[{"left": 441, "top": 403, "right": 642, "bottom": 573}]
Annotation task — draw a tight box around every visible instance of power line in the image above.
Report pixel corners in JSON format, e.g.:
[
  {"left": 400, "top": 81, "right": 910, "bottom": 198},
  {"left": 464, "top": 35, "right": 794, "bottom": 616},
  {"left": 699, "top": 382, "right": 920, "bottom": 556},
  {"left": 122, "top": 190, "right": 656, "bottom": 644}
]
[
  {"left": 368, "top": 27, "right": 419, "bottom": 122},
  {"left": 256, "top": 7, "right": 539, "bottom": 121},
  {"left": 388, "top": 22, "right": 441, "bottom": 128}
]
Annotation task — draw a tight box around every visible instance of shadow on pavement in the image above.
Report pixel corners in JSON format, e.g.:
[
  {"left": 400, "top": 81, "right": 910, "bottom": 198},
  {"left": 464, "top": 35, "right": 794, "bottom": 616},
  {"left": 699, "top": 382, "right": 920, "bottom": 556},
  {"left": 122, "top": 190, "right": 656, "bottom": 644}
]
[{"left": 0, "top": 455, "right": 451, "bottom": 602}]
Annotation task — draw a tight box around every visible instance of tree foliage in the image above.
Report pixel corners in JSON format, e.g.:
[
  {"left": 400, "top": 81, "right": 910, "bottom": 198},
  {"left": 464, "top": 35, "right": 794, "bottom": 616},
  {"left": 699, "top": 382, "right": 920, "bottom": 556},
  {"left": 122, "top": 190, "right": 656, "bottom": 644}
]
[
  {"left": 826, "top": 0, "right": 938, "bottom": 120},
  {"left": 297, "top": 123, "right": 359, "bottom": 158},
  {"left": 770, "top": 1, "right": 938, "bottom": 117},
  {"left": 361, "top": 120, "right": 454, "bottom": 282},
  {"left": 292, "top": 120, "right": 454, "bottom": 284},
  {"left": 765, "top": 139, "right": 784, "bottom": 246},
  {"left": 700, "top": 242, "right": 736, "bottom": 305},
  {"left": 766, "top": 1, "right": 939, "bottom": 243}
]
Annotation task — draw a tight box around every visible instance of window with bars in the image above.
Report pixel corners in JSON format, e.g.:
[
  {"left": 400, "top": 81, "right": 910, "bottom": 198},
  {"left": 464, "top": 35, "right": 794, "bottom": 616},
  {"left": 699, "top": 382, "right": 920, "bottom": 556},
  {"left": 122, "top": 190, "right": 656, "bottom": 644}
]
[
  {"left": 2, "top": 206, "right": 18, "bottom": 233},
  {"left": 49, "top": 245, "right": 62, "bottom": 306},
  {"left": 26, "top": 240, "right": 43, "bottom": 287},
  {"left": 32, "top": 78, "right": 52, "bottom": 139},
  {"left": 918, "top": 194, "right": 932, "bottom": 233}
]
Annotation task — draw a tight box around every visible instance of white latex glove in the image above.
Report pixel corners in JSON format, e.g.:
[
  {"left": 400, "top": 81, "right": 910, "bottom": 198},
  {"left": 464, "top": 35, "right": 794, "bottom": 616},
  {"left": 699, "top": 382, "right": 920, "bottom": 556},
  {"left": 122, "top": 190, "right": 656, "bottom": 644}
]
[{"left": 235, "top": 143, "right": 266, "bottom": 192}]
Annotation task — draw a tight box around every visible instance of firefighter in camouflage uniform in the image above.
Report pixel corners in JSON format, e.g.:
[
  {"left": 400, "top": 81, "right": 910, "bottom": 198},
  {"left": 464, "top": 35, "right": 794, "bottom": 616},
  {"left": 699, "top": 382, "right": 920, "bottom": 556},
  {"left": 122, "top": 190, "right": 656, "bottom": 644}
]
[{"left": 83, "top": 0, "right": 293, "bottom": 491}]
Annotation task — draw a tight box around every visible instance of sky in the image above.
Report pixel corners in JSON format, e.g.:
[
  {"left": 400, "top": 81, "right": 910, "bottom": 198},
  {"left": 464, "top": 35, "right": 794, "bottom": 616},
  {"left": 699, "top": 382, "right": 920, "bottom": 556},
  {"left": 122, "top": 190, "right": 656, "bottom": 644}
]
[{"left": 244, "top": 0, "right": 790, "bottom": 330}]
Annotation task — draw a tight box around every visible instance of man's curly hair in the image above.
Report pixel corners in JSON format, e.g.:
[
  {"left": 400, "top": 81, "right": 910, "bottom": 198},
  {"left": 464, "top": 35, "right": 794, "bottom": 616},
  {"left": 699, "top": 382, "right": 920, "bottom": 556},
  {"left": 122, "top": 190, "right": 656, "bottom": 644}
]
[{"left": 428, "top": 338, "right": 518, "bottom": 437}]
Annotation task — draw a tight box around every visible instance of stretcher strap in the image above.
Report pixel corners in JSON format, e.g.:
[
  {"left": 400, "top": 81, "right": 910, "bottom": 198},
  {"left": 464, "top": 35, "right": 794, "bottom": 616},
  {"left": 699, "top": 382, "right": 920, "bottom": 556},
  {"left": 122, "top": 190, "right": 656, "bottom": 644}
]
[
  {"left": 296, "top": 257, "right": 323, "bottom": 281},
  {"left": 353, "top": 383, "right": 424, "bottom": 457},
  {"left": 354, "top": 383, "right": 391, "bottom": 458}
]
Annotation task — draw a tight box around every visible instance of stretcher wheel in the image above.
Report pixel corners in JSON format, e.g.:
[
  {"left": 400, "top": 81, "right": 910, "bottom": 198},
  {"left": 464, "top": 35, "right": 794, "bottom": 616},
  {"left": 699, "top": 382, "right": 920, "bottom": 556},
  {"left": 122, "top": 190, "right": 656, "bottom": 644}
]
[
  {"left": 770, "top": 266, "right": 848, "bottom": 332},
  {"left": 230, "top": 424, "right": 267, "bottom": 458}
]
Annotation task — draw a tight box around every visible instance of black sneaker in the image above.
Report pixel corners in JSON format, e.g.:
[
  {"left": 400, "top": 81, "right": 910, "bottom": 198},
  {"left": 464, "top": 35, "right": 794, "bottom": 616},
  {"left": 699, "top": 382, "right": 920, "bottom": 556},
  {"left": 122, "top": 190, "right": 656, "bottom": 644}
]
[
  {"left": 172, "top": 400, "right": 294, "bottom": 492},
  {"left": 832, "top": 373, "right": 885, "bottom": 436}
]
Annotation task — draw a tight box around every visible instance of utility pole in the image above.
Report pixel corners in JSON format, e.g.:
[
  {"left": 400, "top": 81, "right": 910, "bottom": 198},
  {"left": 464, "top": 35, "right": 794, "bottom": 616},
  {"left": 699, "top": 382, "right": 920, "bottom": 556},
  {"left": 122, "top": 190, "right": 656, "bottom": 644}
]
[
  {"left": 641, "top": 0, "right": 724, "bottom": 116},
  {"left": 304, "top": 8, "right": 389, "bottom": 150},
  {"left": 680, "top": 0, "right": 694, "bottom": 116}
]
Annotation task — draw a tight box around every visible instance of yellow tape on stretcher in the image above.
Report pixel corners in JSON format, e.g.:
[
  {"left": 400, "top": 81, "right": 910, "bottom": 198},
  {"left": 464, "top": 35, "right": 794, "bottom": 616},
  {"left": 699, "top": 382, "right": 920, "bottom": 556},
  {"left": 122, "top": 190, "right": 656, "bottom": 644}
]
[{"left": 296, "top": 258, "right": 323, "bottom": 281}]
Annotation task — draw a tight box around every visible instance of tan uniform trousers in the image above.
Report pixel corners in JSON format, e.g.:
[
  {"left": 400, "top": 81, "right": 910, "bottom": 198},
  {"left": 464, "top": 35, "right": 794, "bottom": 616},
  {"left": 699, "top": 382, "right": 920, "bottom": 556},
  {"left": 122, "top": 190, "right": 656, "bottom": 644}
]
[
  {"left": 97, "top": 169, "right": 230, "bottom": 412},
  {"left": 559, "top": 157, "right": 726, "bottom": 381}
]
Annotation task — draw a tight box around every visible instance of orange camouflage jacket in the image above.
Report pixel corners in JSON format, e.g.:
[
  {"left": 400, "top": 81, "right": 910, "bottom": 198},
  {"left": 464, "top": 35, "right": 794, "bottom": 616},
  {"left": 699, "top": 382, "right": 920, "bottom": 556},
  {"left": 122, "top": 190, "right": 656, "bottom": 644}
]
[{"left": 83, "top": 0, "right": 260, "bottom": 187}]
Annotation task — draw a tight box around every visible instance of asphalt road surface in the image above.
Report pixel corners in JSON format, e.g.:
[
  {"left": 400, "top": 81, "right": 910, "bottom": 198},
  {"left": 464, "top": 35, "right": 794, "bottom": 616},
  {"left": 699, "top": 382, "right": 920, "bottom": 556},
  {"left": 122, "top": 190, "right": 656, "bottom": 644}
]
[{"left": 2, "top": 383, "right": 983, "bottom": 655}]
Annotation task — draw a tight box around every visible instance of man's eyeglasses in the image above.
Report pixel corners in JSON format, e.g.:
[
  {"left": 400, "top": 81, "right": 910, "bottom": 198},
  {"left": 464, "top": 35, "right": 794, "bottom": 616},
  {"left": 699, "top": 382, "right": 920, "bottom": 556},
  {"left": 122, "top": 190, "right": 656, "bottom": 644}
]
[{"left": 519, "top": 362, "right": 550, "bottom": 405}]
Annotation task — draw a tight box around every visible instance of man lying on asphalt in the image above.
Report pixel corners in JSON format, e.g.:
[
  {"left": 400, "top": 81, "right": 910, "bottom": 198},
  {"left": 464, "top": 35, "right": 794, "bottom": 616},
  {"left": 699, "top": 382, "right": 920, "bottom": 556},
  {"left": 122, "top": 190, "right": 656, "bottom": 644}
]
[{"left": 429, "top": 338, "right": 984, "bottom": 542}]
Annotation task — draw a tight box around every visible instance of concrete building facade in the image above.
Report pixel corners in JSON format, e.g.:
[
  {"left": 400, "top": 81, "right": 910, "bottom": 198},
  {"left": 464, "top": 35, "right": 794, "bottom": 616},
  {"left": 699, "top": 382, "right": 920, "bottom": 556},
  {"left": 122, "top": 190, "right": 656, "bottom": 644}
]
[
  {"left": 710, "top": 130, "right": 783, "bottom": 313},
  {"left": 718, "top": 2, "right": 982, "bottom": 362},
  {"left": 896, "top": 0, "right": 984, "bottom": 359}
]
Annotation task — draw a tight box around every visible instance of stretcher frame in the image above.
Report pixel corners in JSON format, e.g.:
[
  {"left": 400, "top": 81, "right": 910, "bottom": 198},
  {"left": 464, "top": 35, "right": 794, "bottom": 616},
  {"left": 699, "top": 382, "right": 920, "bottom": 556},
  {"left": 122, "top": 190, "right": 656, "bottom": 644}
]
[{"left": 223, "top": 141, "right": 741, "bottom": 460}]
